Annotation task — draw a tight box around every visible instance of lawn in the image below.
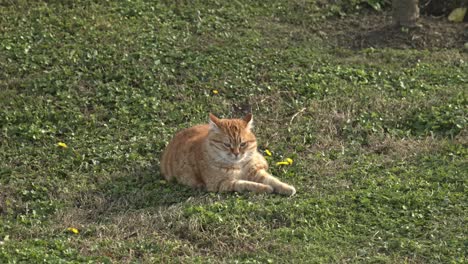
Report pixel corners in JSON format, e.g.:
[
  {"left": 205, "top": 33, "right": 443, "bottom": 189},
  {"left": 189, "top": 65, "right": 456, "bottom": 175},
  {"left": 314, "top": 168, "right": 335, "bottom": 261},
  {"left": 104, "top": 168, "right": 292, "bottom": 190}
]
[{"left": 0, "top": 0, "right": 466, "bottom": 263}]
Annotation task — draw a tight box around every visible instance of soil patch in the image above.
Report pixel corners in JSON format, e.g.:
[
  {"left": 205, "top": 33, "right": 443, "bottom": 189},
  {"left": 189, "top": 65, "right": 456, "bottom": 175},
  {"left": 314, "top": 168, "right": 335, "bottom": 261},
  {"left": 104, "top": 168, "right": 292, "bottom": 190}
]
[{"left": 319, "top": 12, "right": 468, "bottom": 50}]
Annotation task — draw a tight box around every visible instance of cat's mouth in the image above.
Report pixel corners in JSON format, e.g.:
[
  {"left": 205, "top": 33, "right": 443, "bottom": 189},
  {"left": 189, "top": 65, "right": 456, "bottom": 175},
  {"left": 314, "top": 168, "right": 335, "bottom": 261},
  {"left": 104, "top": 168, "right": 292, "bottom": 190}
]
[{"left": 229, "top": 155, "right": 244, "bottom": 162}]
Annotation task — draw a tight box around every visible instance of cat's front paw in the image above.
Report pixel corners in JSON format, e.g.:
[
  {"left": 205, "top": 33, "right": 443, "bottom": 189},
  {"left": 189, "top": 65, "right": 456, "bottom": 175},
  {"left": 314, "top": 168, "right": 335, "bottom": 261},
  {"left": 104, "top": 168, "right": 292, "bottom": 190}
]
[
  {"left": 277, "top": 184, "right": 296, "bottom": 196},
  {"left": 260, "top": 185, "right": 274, "bottom": 194}
]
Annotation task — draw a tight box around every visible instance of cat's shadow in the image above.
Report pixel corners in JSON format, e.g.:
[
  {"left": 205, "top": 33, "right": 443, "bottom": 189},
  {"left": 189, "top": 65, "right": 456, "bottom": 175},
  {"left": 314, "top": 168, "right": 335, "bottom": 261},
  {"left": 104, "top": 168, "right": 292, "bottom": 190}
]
[{"left": 75, "top": 164, "right": 207, "bottom": 220}]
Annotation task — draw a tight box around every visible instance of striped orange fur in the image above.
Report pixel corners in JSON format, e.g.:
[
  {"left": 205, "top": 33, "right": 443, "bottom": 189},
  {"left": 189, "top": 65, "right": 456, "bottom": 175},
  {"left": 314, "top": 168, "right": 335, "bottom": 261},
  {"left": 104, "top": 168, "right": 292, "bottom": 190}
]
[{"left": 160, "top": 113, "right": 296, "bottom": 196}]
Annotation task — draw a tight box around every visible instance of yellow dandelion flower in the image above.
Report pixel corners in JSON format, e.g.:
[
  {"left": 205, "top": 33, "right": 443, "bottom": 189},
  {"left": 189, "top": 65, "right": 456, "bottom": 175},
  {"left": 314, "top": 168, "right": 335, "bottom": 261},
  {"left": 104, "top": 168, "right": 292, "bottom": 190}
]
[
  {"left": 57, "top": 142, "right": 68, "bottom": 148},
  {"left": 276, "top": 158, "right": 294, "bottom": 166},
  {"left": 67, "top": 227, "right": 79, "bottom": 234},
  {"left": 212, "top": 89, "right": 219, "bottom": 95},
  {"left": 265, "top": 149, "right": 272, "bottom": 156}
]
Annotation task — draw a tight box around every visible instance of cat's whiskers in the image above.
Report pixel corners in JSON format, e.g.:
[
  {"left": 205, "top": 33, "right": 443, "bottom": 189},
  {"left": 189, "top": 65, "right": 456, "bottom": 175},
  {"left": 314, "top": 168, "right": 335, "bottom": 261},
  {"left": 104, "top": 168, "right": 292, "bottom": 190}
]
[{"left": 208, "top": 151, "right": 233, "bottom": 165}]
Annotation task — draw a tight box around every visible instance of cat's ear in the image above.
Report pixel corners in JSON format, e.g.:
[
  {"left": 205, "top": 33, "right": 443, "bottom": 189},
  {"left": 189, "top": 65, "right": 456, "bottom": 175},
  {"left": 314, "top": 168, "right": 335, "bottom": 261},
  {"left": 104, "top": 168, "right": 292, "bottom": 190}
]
[
  {"left": 209, "top": 113, "right": 221, "bottom": 131},
  {"left": 243, "top": 113, "right": 254, "bottom": 130}
]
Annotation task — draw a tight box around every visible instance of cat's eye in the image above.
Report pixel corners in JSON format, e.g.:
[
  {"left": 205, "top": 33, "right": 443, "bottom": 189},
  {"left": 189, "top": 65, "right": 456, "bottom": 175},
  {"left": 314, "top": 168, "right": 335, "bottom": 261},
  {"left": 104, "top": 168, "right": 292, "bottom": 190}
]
[
  {"left": 223, "top": 142, "right": 231, "bottom": 148},
  {"left": 240, "top": 142, "right": 247, "bottom": 147}
]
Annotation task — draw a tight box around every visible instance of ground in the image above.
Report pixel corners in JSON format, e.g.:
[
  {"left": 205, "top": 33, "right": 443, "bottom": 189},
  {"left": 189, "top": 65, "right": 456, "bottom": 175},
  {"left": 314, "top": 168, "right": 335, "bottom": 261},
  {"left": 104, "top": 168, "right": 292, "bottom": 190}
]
[
  {"left": 0, "top": 0, "right": 467, "bottom": 263},
  {"left": 324, "top": 12, "right": 468, "bottom": 49}
]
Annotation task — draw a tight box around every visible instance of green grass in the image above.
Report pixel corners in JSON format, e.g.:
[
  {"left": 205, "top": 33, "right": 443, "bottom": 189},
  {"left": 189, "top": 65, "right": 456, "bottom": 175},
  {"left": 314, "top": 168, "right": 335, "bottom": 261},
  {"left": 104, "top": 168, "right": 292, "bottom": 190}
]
[{"left": 1, "top": 0, "right": 467, "bottom": 263}]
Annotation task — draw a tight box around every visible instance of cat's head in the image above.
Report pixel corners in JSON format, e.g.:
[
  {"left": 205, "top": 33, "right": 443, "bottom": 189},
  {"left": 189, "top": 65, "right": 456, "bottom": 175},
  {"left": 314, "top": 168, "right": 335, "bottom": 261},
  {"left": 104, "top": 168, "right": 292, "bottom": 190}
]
[{"left": 207, "top": 113, "right": 257, "bottom": 163}]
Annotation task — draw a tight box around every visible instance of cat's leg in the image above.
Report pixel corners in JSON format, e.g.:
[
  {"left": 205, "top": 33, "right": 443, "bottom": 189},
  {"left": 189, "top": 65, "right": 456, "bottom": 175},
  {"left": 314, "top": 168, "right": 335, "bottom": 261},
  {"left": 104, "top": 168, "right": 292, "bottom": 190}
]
[
  {"left": 251, "top": 170, "right": 296, "bottom": 196},
  {"left": 175, "top": 170, "right": 205, "bottom": 189},
  {"left": 216, "top": 179, "right": 274, "bottom": 194}
]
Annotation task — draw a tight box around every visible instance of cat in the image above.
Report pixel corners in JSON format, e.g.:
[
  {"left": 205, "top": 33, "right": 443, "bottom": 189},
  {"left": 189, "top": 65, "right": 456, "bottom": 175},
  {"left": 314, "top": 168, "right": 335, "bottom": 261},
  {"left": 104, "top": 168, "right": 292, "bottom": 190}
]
[{"left": 160, "top": 113, "right": 296, "bottom": 196}]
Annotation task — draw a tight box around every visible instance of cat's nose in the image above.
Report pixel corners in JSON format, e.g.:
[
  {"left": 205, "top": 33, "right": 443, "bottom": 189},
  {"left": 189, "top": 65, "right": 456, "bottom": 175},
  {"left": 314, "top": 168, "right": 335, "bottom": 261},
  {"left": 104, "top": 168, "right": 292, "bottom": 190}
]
[{"left": 232, "top": 148, "right": 240, "bottom": 156}]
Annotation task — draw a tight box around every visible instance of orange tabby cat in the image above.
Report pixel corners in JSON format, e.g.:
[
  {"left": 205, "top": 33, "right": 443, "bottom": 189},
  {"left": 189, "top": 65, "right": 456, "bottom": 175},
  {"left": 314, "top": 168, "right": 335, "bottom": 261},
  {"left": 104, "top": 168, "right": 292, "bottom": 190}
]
[{"left": 160, "top": 113, "right": 296, "bottom": 196}]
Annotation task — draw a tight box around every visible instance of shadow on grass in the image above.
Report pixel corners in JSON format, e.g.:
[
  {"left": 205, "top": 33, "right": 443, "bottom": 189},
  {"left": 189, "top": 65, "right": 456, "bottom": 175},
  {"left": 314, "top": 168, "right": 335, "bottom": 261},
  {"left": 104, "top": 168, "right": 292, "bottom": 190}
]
[{"left": 75, "top": 164, "right": 206, "bottom": 221}]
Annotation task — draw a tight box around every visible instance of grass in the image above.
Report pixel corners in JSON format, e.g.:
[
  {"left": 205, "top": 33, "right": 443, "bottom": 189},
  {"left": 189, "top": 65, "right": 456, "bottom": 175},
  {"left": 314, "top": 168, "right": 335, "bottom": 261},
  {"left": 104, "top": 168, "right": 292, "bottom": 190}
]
[{"left": 0, "top": 0, "right": 467, "bottom": 263}]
